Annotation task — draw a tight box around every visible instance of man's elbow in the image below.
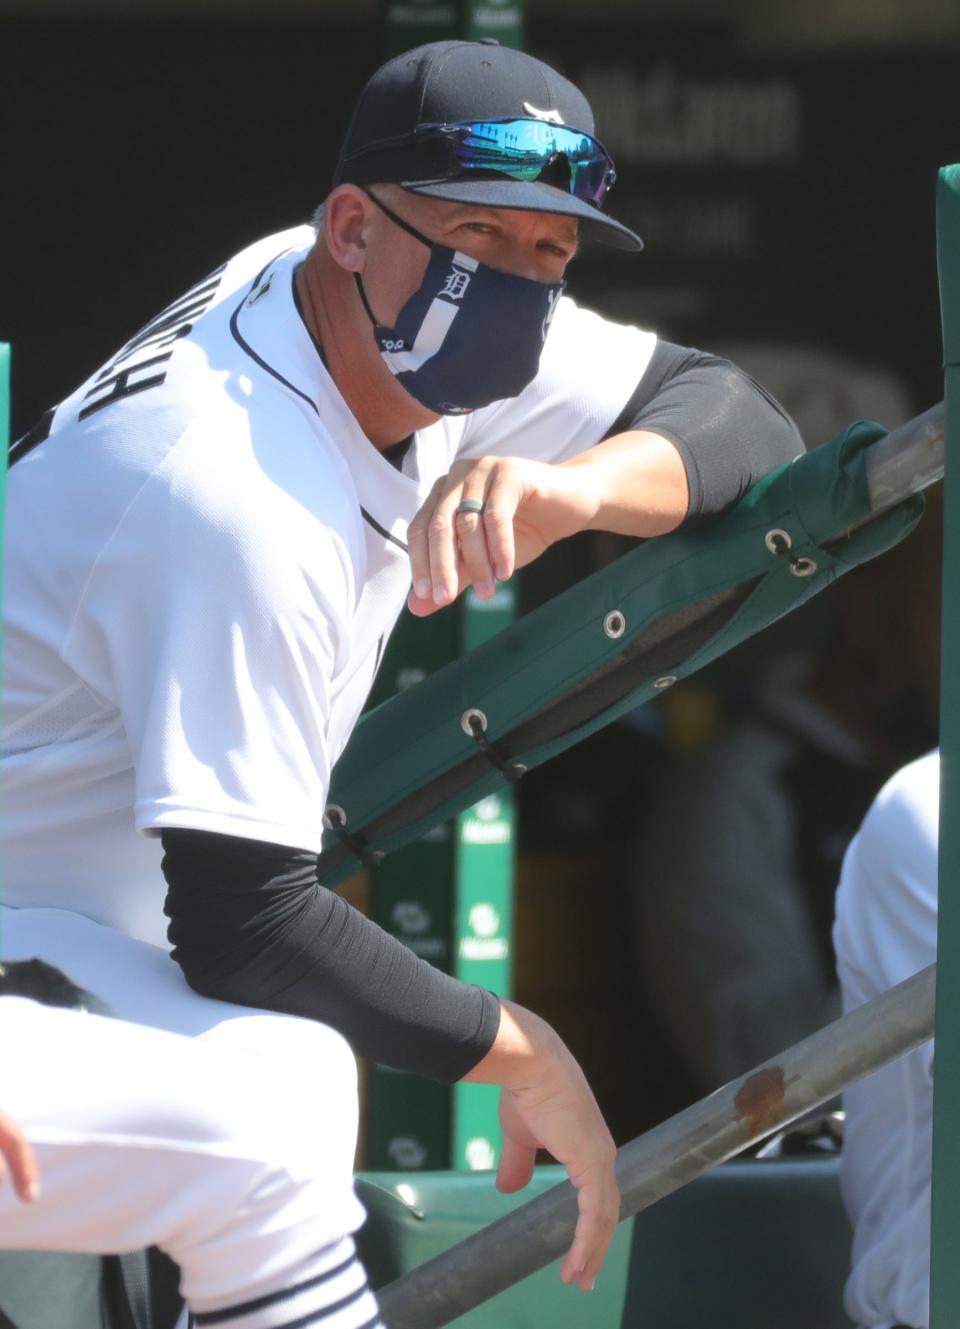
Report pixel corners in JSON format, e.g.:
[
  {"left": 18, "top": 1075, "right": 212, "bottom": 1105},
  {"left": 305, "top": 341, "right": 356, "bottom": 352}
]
[
  {"left": 171, "top": 936, "right": 248, "bottom": 1006},
  {"left": 731, "top": 365, "right": 806, "bottom": 471}
]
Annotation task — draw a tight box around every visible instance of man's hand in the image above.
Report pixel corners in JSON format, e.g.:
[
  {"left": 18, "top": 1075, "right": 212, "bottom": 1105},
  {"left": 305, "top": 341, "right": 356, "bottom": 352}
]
[
  {"left": 406, "top": 433, "right": 689, "bottom": 616},
  {"left": 462, "top": 999, "right": 619, "bottom": 1292},
  {"left": 0, "top": 1111, "right": 39, "bottom": 1203},
  {"left": 407, "top": 455, "right": 595, "bottom": 615}
]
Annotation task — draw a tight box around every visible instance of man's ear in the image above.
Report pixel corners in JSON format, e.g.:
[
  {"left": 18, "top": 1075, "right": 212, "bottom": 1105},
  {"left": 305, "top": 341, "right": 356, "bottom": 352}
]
[{"left": 323, "top": 185, "right": 373, "bottom": 274}]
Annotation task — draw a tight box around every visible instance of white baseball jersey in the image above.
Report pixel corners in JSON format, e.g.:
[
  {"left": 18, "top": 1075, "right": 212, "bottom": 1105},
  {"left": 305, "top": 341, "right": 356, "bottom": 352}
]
[
  {"left": 2, "top": 224, "right": 655, "bottom": 946},
  {"left": 833, "top": 749, "right": 939, "bottom": 1329}
]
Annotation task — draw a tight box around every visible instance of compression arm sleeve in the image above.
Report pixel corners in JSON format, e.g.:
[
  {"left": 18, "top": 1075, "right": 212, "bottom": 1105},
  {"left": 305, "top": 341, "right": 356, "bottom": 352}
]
[
  {"left": 605, "top": 340, "right": 804, "bottom": 527},
  {"left": 161, "top": 828, "right": 501, "bottom": 1083}
]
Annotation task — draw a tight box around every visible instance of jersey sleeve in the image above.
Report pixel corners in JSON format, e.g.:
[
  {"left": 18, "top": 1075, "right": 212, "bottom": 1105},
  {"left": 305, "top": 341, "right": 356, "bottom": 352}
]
[
  {"left": 66, "top": 421, "right": 357, "bottom": 855},
  {"left": 455, "top": 295, "right": 657, "bottom": 465},
  {"left": 833, "top": 750, "right": 939, "bottom": 1003}
]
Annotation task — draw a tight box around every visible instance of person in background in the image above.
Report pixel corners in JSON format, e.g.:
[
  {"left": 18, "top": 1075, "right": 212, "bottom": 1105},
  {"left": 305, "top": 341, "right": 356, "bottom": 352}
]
[{"left": 833, "top": 749, "right": 938, "bottom": 1329}]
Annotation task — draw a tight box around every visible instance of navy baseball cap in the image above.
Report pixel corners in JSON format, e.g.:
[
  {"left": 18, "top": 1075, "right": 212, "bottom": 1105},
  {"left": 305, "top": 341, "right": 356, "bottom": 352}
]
[{"left": 333, "top": 40, "right": 643, "bottom": 252}]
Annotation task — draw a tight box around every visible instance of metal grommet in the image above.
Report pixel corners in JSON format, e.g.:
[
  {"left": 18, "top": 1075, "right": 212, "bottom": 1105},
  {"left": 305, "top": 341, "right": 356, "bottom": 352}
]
[
  {"left": 604, "top": 610, "right": 626, "bottom": 639},
  {"left": 323, "top": 803, "right": 347, "bottom": 830},
  {"left": 790, "top": 557, "right": 818, "bottom": 577},
  {"left": 654, "top": 675, "right": 677, "bottom": 690},
  {"left": 765, "top": 528, "right": 792, "bottom": 554},
  {"left": 461, "top": 707, "right": 488, "bottom": 737}
]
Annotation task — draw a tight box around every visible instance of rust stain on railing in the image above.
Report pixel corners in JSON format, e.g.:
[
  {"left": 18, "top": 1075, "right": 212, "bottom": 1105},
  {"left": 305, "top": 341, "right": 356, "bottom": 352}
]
[{"left": 733, "top": 1066, "right": 786, "bottom": 1137}]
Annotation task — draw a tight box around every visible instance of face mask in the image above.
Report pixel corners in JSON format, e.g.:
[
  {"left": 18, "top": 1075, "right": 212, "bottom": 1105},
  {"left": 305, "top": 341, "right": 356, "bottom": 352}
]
[{"left": 355, "top": 194, "right": 565, "bottom": 416}]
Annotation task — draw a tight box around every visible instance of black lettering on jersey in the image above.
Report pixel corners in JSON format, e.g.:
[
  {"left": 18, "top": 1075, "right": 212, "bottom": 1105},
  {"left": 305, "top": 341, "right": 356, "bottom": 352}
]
[
  {"left": 106, "top": 273, "right": 225, "bottom": 374},
  {"left": 99, "top": 298, "right": 206, "bottom": 373},
  {"left": 78, "top": 352, "right": 174, "bottom": 421},
  {"left": 8, "top": 406, "right": 55, "bottom": 469},
  {"left": 79, "top": 261, "right": 228, "bottom": 423}
]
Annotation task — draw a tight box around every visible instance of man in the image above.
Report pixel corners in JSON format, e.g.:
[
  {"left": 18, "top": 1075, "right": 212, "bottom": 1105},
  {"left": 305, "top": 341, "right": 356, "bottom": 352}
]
[
  {"left": 833, "top": 749, "right": 938, "bottom": 1329},
  {"left": 1, "top": 39, "right": 801, "bottom": 1308}
]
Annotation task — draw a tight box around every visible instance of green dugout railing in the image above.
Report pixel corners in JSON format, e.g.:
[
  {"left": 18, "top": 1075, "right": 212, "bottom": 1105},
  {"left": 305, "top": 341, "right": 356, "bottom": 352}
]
[{"left": 320, "top": 410, "right": 932, "bottom": 885}]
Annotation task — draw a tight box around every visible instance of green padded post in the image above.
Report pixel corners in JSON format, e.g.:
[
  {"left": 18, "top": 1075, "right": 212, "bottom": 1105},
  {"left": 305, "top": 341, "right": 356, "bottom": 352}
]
[{"left": 931, "top": 164, "right": 960, "bottom": 1329}]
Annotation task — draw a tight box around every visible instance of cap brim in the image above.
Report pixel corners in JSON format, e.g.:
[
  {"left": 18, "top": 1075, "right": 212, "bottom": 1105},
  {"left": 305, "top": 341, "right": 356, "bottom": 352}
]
[{"left": 400, "top": 177, "right": 643, "bottom": 252}]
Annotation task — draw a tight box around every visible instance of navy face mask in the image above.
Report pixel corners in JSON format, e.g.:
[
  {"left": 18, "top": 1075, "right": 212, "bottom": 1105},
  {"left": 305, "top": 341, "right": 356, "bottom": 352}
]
[{"left": 355, "top": 194, "right": 565, "bottom": 416}]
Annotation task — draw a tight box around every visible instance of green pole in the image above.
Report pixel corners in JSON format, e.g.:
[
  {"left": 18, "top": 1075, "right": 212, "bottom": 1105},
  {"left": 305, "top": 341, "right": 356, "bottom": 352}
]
[
  {"left": 364, "top": 0, "right": 524, "bottom": 1174},
  {"left": 931, "top": 163, "right": 960, "bottom": 1329}
]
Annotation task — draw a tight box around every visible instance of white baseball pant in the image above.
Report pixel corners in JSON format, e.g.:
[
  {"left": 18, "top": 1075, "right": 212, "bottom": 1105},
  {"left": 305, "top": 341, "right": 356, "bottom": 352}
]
[{"left": 0, "top": 905, "right": 380, "bottom": 1329}]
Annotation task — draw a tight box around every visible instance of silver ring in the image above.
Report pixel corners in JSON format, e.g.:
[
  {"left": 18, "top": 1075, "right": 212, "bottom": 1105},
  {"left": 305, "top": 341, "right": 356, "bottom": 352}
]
[{"left": 457, "top": 498, "right": 485, "bottom": 516}]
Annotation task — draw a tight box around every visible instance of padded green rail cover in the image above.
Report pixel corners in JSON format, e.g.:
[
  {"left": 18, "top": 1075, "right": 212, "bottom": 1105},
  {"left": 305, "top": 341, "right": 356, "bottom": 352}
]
[{"left": 318, "top": 420, "right": 924, "bottom": 885}]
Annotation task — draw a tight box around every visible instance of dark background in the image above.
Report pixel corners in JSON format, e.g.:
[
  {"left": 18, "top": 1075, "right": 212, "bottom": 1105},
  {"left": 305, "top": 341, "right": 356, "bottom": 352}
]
[{"left": 1, "top": 9, "right": 957, "bottom": 436}]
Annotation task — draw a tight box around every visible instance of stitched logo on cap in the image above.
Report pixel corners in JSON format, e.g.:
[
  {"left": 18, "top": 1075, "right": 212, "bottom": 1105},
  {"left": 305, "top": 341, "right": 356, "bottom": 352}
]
[{"left": 522, "top": 101, "right": 565, "bottom": 125}]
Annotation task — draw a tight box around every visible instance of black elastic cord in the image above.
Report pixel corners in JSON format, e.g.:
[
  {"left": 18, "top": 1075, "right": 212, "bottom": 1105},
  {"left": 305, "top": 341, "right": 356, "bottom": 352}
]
[
  {"left": 768, "top": 531, "right": 808, "bottom": 573},
  {"left": 352, "top": 272, "right": 380, "bottom": 328},
  {"left": 323, "top": 806, "right": 384, "bottom": 870},
  {"left": 465, "top": 713, "right": 526, "bottom": 784},
  {"left": 364, "top": 189, "right": 434, "bottom": 247},
  {"left": 353, "top": 189, "right": 434, "bottom": 328}
]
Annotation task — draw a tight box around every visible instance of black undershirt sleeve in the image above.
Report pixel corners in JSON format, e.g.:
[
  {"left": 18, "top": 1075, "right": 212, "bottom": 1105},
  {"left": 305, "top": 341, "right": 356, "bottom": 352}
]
[
  {"left": 604, "top": 340, "right": 805, "bottom": 528},
  {"left": 160, "top": 828, "right": 501, "bottom": 1084}
]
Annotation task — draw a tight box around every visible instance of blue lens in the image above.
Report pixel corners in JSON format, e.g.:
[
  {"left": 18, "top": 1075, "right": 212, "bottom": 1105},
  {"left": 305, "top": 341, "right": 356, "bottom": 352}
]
[{"left": 416, "top": 118, "right": 616, "bottom": 204}]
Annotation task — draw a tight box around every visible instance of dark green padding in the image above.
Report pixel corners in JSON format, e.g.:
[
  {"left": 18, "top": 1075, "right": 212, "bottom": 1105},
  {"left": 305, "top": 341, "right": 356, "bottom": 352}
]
[
  {"left": 356, "top": 1157, "right": 853, "bottom": 1329},
  {"left": 320, "top": 421, "right": 924, "bottom": 884},
  {"left": 0, "top": 1253, "right": 104, "bottom": 1329}
]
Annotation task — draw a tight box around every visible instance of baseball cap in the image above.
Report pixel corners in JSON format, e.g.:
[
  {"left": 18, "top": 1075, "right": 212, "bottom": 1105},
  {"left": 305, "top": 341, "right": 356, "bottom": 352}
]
[{"left": 333, "top": 40, "right": 643, "bottom": 252}]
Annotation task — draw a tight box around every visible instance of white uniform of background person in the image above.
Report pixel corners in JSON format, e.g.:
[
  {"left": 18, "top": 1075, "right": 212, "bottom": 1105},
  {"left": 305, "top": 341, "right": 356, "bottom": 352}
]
[{"left": 833, "top": 749, "right": 939, "bottom": 1329}]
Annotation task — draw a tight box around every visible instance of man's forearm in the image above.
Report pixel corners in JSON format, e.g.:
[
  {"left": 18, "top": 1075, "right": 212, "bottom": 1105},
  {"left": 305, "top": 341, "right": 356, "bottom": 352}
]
[{"left": 560, "top": 428, "right": 691, "bottom": 538}]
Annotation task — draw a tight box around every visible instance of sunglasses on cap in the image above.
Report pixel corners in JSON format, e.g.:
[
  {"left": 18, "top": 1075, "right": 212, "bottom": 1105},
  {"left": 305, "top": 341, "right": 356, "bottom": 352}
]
[{"left": 344, "top": 117, "right": 617, "bottom": 206}]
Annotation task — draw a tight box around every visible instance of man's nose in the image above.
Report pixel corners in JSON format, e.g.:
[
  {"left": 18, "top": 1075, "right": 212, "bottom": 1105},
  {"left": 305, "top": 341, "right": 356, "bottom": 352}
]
[{"left": 503, "top": 239, "right": 561, "bottom": 283}]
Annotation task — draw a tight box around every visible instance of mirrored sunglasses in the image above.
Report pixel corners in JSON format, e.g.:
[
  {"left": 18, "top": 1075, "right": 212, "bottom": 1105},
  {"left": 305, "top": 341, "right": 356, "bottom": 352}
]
[{"left": 347, "top": 117, "right": 617, "bottom": 206}]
